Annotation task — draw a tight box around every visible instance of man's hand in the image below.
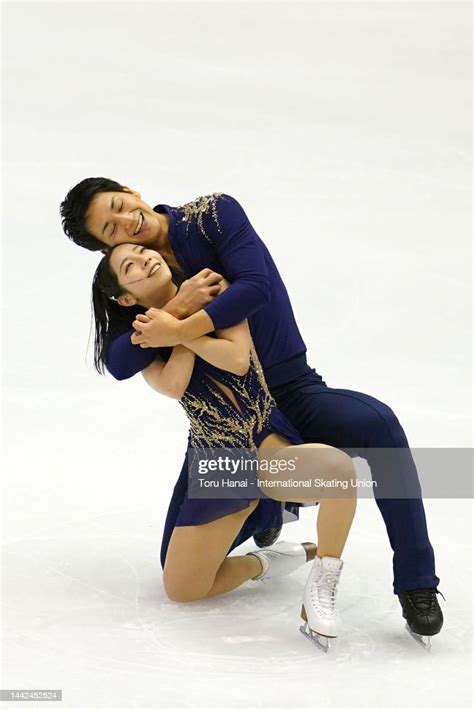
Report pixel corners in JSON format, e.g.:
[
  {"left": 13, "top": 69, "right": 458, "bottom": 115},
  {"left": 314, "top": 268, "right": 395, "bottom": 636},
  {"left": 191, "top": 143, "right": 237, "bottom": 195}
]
[
  {"left": 165, "top": 268, "right": 223, "bottom": 319},
  {"left": 131, "top": 309, "right": 182, "bottom": 348}
]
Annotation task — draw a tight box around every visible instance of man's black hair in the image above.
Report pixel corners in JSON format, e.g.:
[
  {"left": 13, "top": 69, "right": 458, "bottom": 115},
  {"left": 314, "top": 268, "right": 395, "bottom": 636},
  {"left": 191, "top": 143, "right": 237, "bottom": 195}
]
[{"left": 60, "top": 177, "right": 127, "bottom": 251}]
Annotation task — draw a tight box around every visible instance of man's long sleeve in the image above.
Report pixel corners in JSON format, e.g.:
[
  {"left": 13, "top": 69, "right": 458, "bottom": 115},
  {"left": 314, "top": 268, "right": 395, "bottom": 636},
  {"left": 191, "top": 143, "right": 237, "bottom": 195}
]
[
  {"left": 105, "top": 329, "right": 160, "bottom": 380},
  {"left": 202, "top": 194, "right": 271, "bottom": 330}
]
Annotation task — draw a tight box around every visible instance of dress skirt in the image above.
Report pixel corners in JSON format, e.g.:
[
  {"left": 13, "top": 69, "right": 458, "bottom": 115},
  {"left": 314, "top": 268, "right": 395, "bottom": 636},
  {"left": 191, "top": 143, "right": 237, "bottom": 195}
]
[{"left": 160, "top": 407, "right": 316, "bottom": 568}]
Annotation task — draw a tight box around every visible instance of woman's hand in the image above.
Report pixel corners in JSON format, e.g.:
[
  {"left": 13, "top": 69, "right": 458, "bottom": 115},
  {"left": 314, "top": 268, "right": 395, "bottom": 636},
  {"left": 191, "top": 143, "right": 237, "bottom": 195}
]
[
  {"left": 131, "top": 310, "right": 181, "bottom": 348},
  {"left": 166, "top": 269, "right": 224, "bottom": 319},
  {"left": 131, "top": 273, "right": 229, "bottom": 348}
]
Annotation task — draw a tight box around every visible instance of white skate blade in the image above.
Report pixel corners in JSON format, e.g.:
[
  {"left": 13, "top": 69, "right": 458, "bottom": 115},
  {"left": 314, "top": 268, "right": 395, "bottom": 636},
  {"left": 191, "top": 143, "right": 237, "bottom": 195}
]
[
  {"left": 299, "top": 621, "right": 332, "bottom": 653},
  {"left": 405, "top": 623, "right": 432, "bottom": 652}
]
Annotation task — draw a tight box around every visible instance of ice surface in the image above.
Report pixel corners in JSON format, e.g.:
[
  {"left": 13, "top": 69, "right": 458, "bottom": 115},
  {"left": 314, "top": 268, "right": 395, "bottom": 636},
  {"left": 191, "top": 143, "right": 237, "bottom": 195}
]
[{"left": 2, "top": 493, "right": 472, "bottom": 708}]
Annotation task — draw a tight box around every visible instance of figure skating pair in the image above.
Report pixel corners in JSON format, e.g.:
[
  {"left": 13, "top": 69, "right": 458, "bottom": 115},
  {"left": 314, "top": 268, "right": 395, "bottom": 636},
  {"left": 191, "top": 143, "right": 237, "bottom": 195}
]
[{"left": 61, "top": 181, "right": 443, "bottom": 650}]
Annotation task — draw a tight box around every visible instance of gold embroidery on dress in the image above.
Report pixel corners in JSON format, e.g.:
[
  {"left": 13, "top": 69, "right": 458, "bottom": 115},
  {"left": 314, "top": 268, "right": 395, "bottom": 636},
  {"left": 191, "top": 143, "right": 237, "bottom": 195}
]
[
  {"left": 179, "top": 342, "right": 275, "bottom": 451},
  {"left": 177, "top": 192, "right": 224, "bottom": 243},
  {"left": 249, "top": 342, "right": 273, "bottom": 401}
]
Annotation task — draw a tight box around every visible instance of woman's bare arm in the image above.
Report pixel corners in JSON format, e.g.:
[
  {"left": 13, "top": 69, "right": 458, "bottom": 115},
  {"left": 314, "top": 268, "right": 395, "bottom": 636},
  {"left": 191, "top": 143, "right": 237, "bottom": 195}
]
[
  {"left": 181, "top": 279, "right": 252, "bottom": 376},
  {"left": 141, "top": 345, "right": 195, "bottom": 399}
]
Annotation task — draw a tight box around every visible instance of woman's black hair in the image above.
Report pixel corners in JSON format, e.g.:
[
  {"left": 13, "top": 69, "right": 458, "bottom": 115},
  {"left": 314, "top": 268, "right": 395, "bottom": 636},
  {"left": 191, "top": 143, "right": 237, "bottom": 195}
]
[{"left": 91, "top": 252, "right": 187, "bottom": 374}]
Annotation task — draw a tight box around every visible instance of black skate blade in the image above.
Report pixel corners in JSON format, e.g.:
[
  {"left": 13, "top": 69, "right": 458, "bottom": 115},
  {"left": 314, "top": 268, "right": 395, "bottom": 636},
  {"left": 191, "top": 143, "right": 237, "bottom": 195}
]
[
  {"left": 299, "top": 621, "right": 331, "bottom": 653},
  {"left": 405, "top": 623, "right": 432, "bottom": 652}
]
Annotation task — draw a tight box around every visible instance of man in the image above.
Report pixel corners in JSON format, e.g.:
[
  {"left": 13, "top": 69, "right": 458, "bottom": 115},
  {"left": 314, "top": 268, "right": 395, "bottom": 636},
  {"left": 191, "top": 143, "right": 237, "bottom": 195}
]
[{"left": 60, "top": 177, "right": 444, "bottom": 644}]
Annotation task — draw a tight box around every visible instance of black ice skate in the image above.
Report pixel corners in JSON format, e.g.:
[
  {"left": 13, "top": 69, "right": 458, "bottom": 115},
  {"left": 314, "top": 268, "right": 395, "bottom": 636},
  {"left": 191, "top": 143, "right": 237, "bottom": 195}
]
[
  {"left": 253, "top": 525, "right": 282, "bottom": 548},
  {"left": 398, "top": 588, "right": 445, "bottom": 651}
]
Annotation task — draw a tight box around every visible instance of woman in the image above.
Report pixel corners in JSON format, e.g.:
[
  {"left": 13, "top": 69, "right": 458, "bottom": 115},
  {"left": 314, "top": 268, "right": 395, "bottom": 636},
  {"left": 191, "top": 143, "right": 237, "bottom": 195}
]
[{"left": 91, "top": 244, "right": 357, "bottom": 649}]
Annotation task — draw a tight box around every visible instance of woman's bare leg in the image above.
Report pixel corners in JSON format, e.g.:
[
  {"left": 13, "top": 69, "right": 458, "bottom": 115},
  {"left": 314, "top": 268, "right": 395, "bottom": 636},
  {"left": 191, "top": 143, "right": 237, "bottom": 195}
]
[
  {"left": 258, "top": 434, "right": 357, "bottom": 558},
  {"left": 163, "top": 437, "right": 355, "bottom": 603},
  {"left": 315, "top": 491, "right": 356, "bottom": 558},
  {"left": 164, "top": 499, "right": 316, "bottom": 602},
  {"left": 164, "top": 500, "right": 263, "bottom": 602},
  {"left": 206, "top": 542, "right": 317, "bottom": 599}
]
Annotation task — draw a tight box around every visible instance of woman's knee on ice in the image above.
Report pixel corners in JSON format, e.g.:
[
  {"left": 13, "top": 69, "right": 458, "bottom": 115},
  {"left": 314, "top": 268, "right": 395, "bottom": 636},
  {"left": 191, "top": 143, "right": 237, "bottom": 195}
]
[
  {"left": 163, "top": 567, "right": 215, "bottom": 603},
  {"left": 163, "top": 501, "right": 259, "bottom": 603}
]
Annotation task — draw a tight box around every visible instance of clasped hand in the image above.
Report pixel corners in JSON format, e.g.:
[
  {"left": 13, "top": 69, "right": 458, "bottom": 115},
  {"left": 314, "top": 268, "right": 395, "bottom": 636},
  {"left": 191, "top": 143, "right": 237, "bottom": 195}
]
[
  {"left": 130, "top": 268, "right": 223, "bottom": 348},
  {"left": 131, "top": 309, "right": 180, "bottom": 348}
]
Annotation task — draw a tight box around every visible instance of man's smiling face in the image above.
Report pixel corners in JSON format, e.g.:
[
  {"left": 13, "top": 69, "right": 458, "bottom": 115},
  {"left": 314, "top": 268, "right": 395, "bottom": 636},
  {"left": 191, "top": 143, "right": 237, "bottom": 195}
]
[{"left": 85, "top": 187, "right": 165, "bottom": 248}]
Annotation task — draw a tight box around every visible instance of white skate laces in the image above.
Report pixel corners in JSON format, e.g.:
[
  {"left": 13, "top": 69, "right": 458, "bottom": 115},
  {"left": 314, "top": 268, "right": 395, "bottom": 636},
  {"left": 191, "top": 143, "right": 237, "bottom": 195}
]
[
  {"left": 300, "top": 556, "right": 344, "bottom": 653},
  {"left": 310, "top": 566, "right": 341, "bottom": 618}
]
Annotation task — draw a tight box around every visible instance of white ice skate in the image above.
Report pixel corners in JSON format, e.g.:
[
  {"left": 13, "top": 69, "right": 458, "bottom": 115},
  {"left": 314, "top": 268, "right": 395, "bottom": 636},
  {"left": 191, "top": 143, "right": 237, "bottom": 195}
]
[
  {"left": 300, "top": 555, "right": 344, "bottom": 653},
  {"left": 246, "top": 540, "right": 316, "bottom": 582}
]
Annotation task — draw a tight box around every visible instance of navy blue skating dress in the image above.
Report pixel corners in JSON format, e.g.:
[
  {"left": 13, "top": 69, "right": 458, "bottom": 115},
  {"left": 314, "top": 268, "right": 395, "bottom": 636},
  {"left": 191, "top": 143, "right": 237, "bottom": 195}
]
[{"left": 160, "top": 341, "right": 308, "bottom": 565}]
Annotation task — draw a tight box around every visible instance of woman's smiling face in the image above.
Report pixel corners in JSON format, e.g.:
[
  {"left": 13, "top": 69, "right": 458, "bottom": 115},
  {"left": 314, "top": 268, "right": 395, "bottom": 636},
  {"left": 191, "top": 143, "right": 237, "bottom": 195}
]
[{"left": 109, "top": 244, "right": 177, "bottom": 308}]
